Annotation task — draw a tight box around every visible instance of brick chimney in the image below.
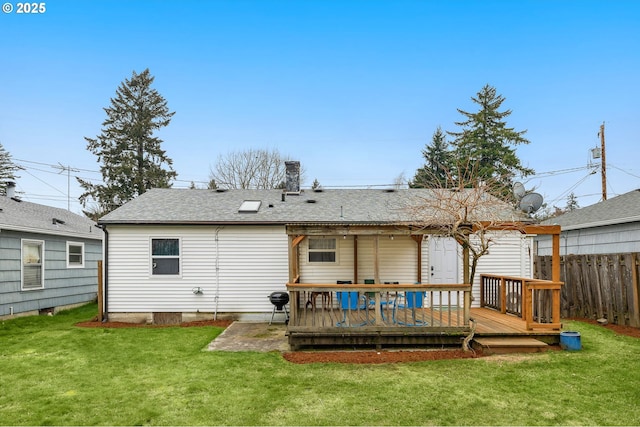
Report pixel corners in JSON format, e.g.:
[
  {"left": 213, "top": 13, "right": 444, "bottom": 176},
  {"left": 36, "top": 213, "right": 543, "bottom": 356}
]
[
  {"left": 6, "top": 181, "right": 15, "bottom": 199},
  {"left": 285, "top": 161, "right": 300, "bottom": 194}
]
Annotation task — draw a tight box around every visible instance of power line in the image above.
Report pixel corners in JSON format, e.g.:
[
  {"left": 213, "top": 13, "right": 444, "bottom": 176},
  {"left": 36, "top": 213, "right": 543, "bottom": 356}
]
[
  {"left": 608, "top": 163, "right": 640, "bottom": 180},
  {"left": 518, "top": 165, "right": 592, "bottom": 181},
  {"left": 20, "top": 168, "right": 67, "bottom": 197},
  {"left": 14, "top": 158, "right": 100, "bottom": 174}
]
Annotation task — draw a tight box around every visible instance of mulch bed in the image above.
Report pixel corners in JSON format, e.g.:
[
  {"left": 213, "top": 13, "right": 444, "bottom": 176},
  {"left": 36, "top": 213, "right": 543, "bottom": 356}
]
[
  {"left": 75, "top": 316, "right": 640, "bottom": 364},
  {"left": 567, "top": 317, "right": 640, "bottom": 338},
  {"left": 282, "top": 349, "right": 482, "bottom": 364}
]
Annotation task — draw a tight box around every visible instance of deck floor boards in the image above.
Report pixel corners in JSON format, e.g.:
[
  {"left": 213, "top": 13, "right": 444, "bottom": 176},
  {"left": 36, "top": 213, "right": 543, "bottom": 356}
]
[{"left": 288, "top": 306, "right": 560, "bottom": 345}]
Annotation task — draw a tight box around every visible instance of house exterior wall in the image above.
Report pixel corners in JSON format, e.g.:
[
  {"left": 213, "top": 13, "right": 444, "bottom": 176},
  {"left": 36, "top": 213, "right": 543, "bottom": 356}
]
[
  {"left": 471, "top": 232, "right": 533, "bottom": 304},
  {"left": 298, "top": 235, "right": 419, "bottom": 284},
  {"left": 105, "top": 225, "right": 289, "bottom": 318},
  {"left": 105, "top": 225, "right": 533, "bottom": 318},
  {"left": 536, "top": 222, "right": 640, "bottom": 256},
  {"left": 0, "top": 230, "right": 102, "bottom": 318},
  {"left": 300, "top": 236, "right": 417, "bottom": 283}
]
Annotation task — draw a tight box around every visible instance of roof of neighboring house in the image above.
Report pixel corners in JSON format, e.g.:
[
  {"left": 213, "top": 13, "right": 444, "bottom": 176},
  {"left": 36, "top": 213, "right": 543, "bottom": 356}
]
[
  {"left": 543, "top": 189, "right": 640, "bottom": 231},
  {"left": 99, "top": 188, "right": 530, "bottom": 226},
  {"left": 0, "top": 196, "right": 102, "bottom": 240}
]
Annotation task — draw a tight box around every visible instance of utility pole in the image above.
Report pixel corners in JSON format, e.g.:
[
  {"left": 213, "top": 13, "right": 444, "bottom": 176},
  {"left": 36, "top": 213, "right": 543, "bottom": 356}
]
[
  {"left": 52, "top": 163, "right": 80, "bottom": 210},
  {"left": 599, "top": 122, "right": 607, "bottom": 201}
]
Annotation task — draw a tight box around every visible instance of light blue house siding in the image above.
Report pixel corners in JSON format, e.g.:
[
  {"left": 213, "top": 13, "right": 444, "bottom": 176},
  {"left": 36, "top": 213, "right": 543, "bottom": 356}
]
[
  {"left": 536, "top": 190, "right": 640, "bottom": 256},
  {"left": 536, "top": 222, "right": 640, "bottom": 256},
  {"left": 0, "top": 230, "right": 102, "bottom": 318}
]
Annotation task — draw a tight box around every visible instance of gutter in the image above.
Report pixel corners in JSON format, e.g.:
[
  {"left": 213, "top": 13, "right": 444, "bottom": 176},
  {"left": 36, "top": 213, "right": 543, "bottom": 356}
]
[
  {"left": 0, "top": 223, "right": 102, "bottom": 240},
  {"left": 552, "top": 215, "right": 640, "bottom": 231}
]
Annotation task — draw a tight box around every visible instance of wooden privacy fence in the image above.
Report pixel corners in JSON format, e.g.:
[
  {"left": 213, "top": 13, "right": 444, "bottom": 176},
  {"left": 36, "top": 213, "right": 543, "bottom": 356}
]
[{"left": 534, "top": 253, "right": 640, "bottom": 327}]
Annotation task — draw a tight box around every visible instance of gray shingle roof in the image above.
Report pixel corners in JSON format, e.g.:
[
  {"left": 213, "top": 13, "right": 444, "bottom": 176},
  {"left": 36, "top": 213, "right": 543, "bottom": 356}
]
[
  {"left": 99, "top": 188, "right": 529, "bottom": 225},
  {"left": 543, "top": 189, "right": 640, "bottom": 230},
  {"left": 0, "top": 196, "right": 102, "bottom": 240}
]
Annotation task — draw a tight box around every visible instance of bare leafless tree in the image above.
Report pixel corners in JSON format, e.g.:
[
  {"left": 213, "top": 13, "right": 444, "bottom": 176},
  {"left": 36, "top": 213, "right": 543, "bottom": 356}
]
[
  {"left": 404, "top": 160, "right": 527, "bottom": 290},
  {"left": 209, "top": 148, "right": 299, "bottom": 189}
]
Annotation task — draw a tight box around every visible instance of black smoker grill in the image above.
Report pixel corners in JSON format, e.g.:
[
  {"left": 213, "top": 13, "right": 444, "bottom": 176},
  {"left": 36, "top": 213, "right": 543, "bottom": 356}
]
[{"left": 268, "top": 291, "right": 290, "bottom": 325}]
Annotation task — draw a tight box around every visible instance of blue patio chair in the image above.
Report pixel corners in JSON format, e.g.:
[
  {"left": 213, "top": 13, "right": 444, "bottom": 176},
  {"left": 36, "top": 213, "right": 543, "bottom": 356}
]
[
  {"left": 336, "top": 280, "right": 369, "bottom": 326},
  {"left": 393, "top": 289, "right": 427, "bottom": 326},
  {"left": 377, "top": 281, "right": 399, "bottom": 322}
]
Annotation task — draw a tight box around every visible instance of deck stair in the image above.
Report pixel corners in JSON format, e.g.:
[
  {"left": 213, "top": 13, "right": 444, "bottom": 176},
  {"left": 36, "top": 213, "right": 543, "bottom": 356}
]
[{"left": 472, "top": 337, "right": 549, "bottom": 355}]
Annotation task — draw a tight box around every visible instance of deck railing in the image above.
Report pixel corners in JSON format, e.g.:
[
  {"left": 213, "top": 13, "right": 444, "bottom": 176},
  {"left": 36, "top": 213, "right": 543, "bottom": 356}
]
[
  {"left": 480, "top": 274, "right": 563, "bottom": 330},
  {"left": 285, "top": 282, "right": 472, "bottom": 333}
]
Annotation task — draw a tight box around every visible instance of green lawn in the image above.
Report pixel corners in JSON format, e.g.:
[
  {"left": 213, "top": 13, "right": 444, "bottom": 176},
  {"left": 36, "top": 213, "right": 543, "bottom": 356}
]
[{"left": 1, "top": 303, "right": 640, "bottom": 426}]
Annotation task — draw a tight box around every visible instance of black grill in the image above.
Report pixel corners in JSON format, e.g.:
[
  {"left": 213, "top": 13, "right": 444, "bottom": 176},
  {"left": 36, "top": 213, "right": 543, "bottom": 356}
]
[
  {"left": 269, "top": 291, "right": 289, "bottom": 310},
  {"left": 268, "top": 291, "right": 290, "bottom": 324}
]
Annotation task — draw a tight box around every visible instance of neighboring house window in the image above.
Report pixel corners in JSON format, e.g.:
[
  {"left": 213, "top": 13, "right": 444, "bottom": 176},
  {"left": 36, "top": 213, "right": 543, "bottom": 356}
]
[
  {"left": 151, "top": 238, "right": 180, "bottom": 275},
  {"left": 308, "top": 238, "right": 337, "bottom": 263},
  {"left": 67, "top": 242, "right": 85, "bottom": 268},
  {"left": 22, "top": 240, "right": 44, "bottom": 290}
]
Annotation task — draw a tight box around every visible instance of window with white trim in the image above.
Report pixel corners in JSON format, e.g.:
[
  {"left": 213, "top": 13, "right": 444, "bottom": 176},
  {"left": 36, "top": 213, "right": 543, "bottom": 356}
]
[
  {"left": 67, "top": 242, "right": 85, "bottom": 268},
  {"left": 151, "top": 238, "right": 181, "bottom": 275},
  {"left": 22, "top": 240, "right": 44, "bottom": 290},
  {"left": 308, "top": 238, "right": 337, "bottom": 263}
]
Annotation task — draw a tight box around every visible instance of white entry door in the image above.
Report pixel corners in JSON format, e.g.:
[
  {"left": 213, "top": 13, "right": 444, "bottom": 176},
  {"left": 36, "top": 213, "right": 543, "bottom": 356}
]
[{"left": 429, "top": 236, "right": 459, "bottom": 307}]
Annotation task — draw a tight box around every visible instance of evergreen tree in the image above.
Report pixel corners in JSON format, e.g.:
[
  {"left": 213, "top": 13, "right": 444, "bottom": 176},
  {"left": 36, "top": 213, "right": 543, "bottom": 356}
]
[
  {"left": 0, "top": 143, "right": 20, "bottom": 195},
  {"left": 78, "top": 69, "right": 176, "bottom": 213},
  {"left": 566, "top": 192, "right": 580, "bottom": 211},
  {"left": 448, "top": 84, "right": 534, "bottom": 199},
  {"left": 410, "top": 127, "right": 452, "bottom": 188}
]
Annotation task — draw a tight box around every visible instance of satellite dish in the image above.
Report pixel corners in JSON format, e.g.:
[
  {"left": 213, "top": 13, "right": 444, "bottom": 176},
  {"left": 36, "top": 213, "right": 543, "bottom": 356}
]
[
  {"left": 519, "top": 193, "right": 543, "bottom": 214},
  {"left": 513, "top": 182, "right": 526, "bottom": 199}
]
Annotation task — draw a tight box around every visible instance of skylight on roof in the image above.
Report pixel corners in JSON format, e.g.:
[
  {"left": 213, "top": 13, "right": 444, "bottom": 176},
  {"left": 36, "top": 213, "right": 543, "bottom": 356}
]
[{"left": 239, "top": 200, "right": 261, "bottom": 213}]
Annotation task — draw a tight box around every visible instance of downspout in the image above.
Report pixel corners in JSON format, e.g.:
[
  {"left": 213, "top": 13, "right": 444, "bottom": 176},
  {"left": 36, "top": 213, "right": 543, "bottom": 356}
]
[
  {"left": 102, "top": 225, "right": 109, "bottom": 321},
  {"left": 214, "top": 226, "right": 223, "bottom": 320}
]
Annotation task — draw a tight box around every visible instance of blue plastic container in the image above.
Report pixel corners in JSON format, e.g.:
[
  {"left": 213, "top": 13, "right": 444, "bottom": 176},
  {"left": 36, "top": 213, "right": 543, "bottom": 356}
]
[{"left": 560, "top": 331, "right": 582, "bottom": 351}]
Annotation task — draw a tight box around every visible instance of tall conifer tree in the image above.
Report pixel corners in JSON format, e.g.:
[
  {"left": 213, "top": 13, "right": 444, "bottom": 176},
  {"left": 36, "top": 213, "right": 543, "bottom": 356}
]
[
  {"left": 448, "top": 84, "right": 533, "bottom": 199},
  {"left": 410, "top": 127, "right": 452, "bottom": 188},
  {"left": 78, "top": 69, "right": 176, "bottom": 214},
  {"left": 0, "top": 142, "right": 20, "bottom": 195}
]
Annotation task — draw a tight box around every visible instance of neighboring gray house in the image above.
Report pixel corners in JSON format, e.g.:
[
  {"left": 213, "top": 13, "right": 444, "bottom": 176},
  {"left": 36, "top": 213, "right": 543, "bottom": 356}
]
[
  {"left": 537, "top": 189, "right": 640, "bottom": 256},
  {"left": 0, "top": 187, "right": 103, "bottom": 319}
]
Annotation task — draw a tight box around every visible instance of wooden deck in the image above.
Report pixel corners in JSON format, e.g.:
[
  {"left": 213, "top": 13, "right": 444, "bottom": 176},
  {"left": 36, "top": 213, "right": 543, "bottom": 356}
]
[
  {"left": 285, "top": 279, "right": 563, "bottom": 350},
  {"left": 287, "top": 307, "right": 561, "bottom": 350}
]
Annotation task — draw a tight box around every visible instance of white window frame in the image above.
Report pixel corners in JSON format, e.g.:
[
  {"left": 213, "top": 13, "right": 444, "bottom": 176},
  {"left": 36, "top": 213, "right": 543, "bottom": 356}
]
[
  {"left": 67, "top": 241, "right": 85, "bottom": 268},
  {"left": 150, "top": 237, "right": 182, "bottom": 277},
  {"left": 21, "top": 239, "right": 45, "bottom": 290},
  {"left": 307, "top": 237, "right": 338, "bottom": 264}
]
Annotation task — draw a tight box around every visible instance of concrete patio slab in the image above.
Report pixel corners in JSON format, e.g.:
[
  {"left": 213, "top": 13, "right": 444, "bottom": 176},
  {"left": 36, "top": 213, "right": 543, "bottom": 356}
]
[{"left": 207, "top": 321, "right": 289, "bottom": 352}]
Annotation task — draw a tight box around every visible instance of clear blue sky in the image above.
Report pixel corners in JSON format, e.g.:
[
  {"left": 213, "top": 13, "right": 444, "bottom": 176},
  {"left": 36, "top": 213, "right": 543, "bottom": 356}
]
[{"left": 1, "top": 0, "right": 638, "bottom": 213}]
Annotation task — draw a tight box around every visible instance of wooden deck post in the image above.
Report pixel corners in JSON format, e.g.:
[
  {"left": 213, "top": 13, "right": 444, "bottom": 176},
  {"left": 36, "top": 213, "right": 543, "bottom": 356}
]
[
  {"left": 412, "top": 235, "right": 423, "bottom": 283},
  {"left": 288, "top": 235, "right": 305, "bottom": 325},
  {"left": 524, "top": 282, "right": 533, "bottom": 329},
  {"left": 464, "top": 287, "right": 471, "bottom": 324},
  {"left": 552, "top": 233, "right": 561, "bottom": 283},
  {"left": 374, "top": 235, "right": 380, "bottom": 284},
  {"left": 353, "top": 235, "right": 358, "bottom": 285}
]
